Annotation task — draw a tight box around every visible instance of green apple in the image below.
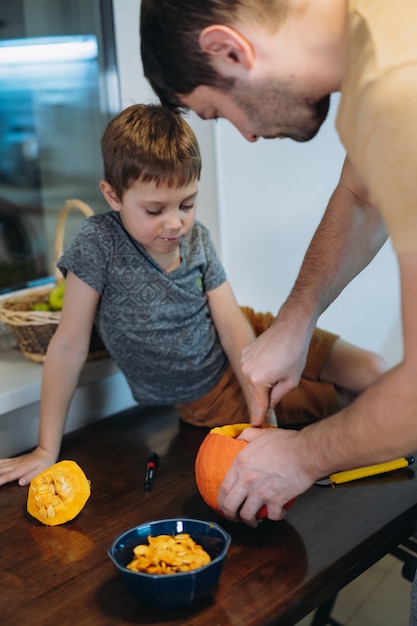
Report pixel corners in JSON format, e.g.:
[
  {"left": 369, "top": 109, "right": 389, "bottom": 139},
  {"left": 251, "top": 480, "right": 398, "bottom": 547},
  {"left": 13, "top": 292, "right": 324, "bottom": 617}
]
[
  {"left": 49, "top": 282, "right": 65, "bottom": 311},
  {"left": 31, "top": 302, "right": 51, "bottom": 311}
]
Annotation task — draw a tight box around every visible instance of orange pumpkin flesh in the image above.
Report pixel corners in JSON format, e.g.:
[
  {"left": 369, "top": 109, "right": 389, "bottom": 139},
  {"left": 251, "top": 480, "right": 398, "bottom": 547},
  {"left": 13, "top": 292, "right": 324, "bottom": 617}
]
[
  {"left": 195, "top": 423, "right": 295, "bottom": 520},
  {"left": 27, "top": 460, "right": 91, "bottom": 526}
]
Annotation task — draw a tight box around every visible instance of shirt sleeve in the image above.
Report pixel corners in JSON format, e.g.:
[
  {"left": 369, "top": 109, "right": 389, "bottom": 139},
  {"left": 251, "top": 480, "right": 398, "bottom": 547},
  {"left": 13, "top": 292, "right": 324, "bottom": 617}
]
[
  {"left": 197, "top": 223, "right": 227, "bottom": 292},
  {"left": 355, "top": 63, "right": 417, "bottom": 253},
  {"left": 57, "top": 216, "right": 107, "bottom": 294}
]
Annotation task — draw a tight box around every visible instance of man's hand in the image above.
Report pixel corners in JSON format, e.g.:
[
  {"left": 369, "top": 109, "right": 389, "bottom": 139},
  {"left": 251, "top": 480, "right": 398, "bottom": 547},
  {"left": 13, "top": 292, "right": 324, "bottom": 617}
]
[
  {"left": 0, "top": 447, "right": 57, "bottom": 487},
  {"left": 217, "top": 427, "right": 314, "bottom": 527},
  {"left": 241, "top": 317, "right": 312, "bottom": 426}
]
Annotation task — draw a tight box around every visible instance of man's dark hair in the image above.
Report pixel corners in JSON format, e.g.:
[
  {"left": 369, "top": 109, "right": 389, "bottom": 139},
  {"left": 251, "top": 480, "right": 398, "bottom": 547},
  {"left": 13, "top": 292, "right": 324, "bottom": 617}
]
[{"left": 140, "top": 0, "right": 286, "bottom": 112}]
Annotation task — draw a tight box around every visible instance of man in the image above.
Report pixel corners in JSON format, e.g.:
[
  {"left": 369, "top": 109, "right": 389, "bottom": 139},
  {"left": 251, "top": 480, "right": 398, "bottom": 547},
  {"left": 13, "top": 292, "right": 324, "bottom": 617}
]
[{"left": 140, "top": 0, "right": 417, "bottom": 533}]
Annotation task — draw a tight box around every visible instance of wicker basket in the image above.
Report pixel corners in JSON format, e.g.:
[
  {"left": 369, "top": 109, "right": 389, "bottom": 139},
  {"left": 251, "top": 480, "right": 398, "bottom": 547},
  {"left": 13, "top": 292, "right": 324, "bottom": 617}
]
[{"left": 0, "top": 199, "right": 109, "bottom": 363}]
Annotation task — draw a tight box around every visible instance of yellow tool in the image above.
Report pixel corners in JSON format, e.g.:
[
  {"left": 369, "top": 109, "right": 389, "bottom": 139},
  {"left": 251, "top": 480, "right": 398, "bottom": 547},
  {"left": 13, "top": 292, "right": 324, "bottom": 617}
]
[{"left": 315, "top": 456, "right": 414, "bottom": 486}]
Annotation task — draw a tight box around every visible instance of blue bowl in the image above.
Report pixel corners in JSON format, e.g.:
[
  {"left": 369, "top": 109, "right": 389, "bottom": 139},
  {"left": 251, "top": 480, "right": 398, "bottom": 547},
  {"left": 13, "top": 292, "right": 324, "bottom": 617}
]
[{"left": 108, "top": 518, "right": 231, "bottom": 609}]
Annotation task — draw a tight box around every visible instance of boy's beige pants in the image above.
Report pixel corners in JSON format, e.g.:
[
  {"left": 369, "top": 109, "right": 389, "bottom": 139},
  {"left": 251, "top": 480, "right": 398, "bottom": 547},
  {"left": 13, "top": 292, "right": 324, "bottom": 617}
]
[{"left": 176, "top": 307, "right": 339, "bottom": 428}]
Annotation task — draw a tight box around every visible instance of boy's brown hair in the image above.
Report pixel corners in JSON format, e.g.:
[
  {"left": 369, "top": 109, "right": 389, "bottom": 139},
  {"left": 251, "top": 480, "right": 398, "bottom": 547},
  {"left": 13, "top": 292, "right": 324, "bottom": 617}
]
[
  {"left": 101, "top": 103, "right": 201, "bottom": 199},
  {"left": 140, "top": 0, "right": 289, "bottom": 112}
]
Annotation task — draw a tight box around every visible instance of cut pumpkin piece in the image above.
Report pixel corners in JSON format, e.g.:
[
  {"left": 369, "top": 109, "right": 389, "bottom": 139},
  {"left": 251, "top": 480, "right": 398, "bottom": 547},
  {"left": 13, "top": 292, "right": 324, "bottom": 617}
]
[{"left": 27, "top": 460, "right": 91, "bottom": 525}]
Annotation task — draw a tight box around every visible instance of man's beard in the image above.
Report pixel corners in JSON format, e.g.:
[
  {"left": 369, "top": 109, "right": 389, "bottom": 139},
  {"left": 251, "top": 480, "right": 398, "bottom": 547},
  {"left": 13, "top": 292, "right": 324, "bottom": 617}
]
[{"left": 232, "top": 78, "right": 330, "bottom": 142}]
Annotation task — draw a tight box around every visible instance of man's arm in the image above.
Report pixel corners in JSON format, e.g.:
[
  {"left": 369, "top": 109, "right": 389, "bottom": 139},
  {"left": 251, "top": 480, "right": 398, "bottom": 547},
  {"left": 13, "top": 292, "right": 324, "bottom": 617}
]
[
  {"left": 220, "top": 248, "right": 417, "bottom": 526},
  {"left": 241, "top": 157, "right": 388, "bottom": 424}
]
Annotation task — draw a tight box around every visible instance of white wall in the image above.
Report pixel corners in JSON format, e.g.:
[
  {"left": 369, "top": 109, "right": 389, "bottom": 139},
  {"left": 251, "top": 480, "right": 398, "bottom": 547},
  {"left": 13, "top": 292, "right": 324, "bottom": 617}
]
[
  {"left": 116, "top": 1, "right": 402, "bottom": 367},
  {"left": 216, "top": 96, "right": 402, "bottom": 366}
]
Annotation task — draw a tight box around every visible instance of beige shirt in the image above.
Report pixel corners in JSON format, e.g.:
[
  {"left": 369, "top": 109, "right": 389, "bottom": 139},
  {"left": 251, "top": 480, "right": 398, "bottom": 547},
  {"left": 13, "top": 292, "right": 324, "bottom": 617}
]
[{"left": 336, "top": 0, "right": 417, "bottom": 252}]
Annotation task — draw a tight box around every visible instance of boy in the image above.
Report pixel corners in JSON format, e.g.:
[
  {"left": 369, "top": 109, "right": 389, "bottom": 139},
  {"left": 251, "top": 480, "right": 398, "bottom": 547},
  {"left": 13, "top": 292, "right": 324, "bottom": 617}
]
[{"left": 0, "top": 104, "right": 387, "bottom": 486}]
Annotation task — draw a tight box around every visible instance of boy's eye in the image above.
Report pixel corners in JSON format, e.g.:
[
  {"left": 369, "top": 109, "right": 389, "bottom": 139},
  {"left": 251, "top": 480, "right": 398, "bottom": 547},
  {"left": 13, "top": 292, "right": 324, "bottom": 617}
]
[{"left": 144, "top": 202, "right": 195, "bottom": 215}]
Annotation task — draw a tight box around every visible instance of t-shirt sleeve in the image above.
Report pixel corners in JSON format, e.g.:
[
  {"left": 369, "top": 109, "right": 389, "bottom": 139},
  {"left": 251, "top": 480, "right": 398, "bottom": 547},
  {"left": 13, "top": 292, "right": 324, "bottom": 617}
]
[
  {"left": 57, "top": 217, "right": 107, "bottom": 294},
  {"left": 198, "top": 224, "right": 227, "bottom": 292},
  {"left": 355, "top": 63, "right": 417, "bottom": 253}
]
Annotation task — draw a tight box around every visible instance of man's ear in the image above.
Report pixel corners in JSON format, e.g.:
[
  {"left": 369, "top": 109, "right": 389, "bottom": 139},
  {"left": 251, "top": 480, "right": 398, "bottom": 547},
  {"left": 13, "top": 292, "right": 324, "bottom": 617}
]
[
  {"left": 199, "top": 25, "right": 254, "bottom": 75},
  {"left": 100, "top": 180, "right": 121, "bottom": 211}
]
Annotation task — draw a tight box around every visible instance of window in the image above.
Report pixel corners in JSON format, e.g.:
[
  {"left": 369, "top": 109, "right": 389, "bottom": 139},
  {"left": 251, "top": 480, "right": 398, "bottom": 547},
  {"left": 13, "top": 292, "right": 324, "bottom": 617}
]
[{"left": 0, "top": 0, "right": 120, "bottom": 293}]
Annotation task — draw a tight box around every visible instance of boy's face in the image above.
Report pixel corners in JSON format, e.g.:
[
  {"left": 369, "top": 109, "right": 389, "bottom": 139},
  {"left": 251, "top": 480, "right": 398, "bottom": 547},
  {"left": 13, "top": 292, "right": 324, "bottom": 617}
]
[{"left": 101, "top": 178, "right": 198, "bottom": 261}]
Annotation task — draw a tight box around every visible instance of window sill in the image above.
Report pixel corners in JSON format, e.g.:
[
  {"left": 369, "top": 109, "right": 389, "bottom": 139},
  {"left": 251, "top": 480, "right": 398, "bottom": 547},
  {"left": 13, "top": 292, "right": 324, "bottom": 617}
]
[
  {"left": 0, "top": 348, "right": 115, "bottom": 414},
  {"left": 0, "top": 348, "right": 135, "bottom": 457}
]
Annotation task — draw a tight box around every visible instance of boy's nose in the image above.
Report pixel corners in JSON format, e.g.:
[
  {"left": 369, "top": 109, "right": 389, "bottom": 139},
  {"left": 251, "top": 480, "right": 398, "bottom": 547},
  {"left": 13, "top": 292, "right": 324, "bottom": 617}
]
[{"left": 165, "top": 210, "right": 182, "bottom": 230}]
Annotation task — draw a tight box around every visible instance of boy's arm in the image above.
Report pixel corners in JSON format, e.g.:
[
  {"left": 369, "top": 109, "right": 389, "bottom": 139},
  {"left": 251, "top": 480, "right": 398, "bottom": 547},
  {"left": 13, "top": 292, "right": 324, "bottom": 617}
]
[
  {"left": 207, "top": 280, "right": 257, "bottom": 416},
  {"left": 0, "top": 272, "right": 100, "bottom": 486}
]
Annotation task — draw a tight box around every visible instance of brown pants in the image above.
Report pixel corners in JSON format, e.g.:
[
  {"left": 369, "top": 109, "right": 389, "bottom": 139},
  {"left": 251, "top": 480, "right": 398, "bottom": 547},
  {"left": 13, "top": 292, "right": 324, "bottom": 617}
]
[{"left": 176, "top": 307, "right": 339, "bottom": 428}]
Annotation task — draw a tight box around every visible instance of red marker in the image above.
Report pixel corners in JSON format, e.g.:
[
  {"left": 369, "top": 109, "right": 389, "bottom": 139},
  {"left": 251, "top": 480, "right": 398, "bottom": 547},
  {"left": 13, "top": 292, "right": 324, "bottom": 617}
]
[{"left": 144, "top": 452, "right": 159, "bottom": 491}]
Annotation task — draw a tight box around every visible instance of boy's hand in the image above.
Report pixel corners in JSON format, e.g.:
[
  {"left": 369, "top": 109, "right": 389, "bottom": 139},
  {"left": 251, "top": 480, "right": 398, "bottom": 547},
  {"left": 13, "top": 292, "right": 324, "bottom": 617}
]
[{"left": 0, "top": 447, "right": 57, "bottom": 487}]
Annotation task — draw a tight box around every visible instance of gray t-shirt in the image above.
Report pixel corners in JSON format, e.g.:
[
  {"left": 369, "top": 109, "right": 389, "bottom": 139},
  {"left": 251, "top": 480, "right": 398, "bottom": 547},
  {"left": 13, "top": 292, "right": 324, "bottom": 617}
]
[{"left": 58, "top": 212, "right": 228, "bottom": 405}]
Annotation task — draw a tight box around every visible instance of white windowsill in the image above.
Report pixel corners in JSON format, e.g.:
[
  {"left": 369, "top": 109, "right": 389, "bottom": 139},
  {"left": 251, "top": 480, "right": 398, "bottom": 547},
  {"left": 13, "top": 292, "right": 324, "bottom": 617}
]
[
  {"left": 0, "top": 348, "right": 120, "bottom": 415},
  {"left": 0, "top": 347, "right": 135, "bottom": 457},
  {"left": 0, "top": 285, "right": 136, "bottom": 456}
]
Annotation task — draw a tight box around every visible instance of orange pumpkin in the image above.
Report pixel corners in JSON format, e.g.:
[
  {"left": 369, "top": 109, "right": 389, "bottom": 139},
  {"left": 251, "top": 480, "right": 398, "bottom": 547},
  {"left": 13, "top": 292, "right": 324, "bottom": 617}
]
[
  {"left": 195, "top": 423, "right": 295, "bottom": 520},
  {"left": 27, "top": 460, "right": 91, "bottom": 526}
]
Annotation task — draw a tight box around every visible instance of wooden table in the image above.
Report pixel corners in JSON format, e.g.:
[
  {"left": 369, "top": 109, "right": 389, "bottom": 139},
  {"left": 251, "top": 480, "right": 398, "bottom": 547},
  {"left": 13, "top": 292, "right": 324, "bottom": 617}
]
[{"left": 1, "top": 405, "right": 417, "bottom": 626}]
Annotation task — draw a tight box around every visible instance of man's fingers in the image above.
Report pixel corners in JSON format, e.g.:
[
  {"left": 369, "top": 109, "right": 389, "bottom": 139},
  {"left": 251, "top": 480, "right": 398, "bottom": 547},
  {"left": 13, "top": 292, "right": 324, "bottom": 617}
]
[{"left": 269, "top": 378, "right": 296, "bottom": 407}]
